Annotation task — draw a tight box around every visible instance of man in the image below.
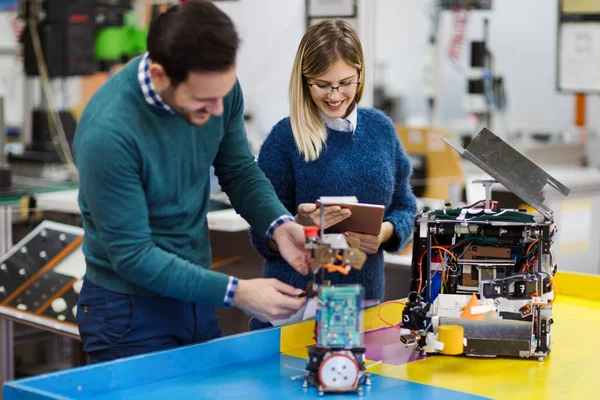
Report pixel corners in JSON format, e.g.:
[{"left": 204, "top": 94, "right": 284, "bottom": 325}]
[{"left": 73, "top": 1, "right": 310, "bottom": 363}]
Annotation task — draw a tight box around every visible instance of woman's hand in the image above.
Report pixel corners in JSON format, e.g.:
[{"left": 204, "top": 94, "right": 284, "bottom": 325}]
[
  {"left": 295, "top": 203, "right": 351, "bottom": 229},
  {"left": 345, "top": 222, "right": 394, "bottom": 255}
]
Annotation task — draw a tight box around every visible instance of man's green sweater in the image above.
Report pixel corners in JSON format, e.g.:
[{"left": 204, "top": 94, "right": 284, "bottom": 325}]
[{"left": 73, "top": 56, "right": 290, "bottom": 306}]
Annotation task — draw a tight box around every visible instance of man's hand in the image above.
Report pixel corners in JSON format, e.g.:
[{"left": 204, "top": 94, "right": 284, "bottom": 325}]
[
  {"left": 271, "top": 221, "right": 313, "bottom": 275},
  {"left": 232, "top": 278, "right": 307, "bottom": 322},
  {"left": 295, "top": 203, "right": 351, "bottom": 229},
  {"left": 345, "top": 222, "right": 394, "bottom": 255}
]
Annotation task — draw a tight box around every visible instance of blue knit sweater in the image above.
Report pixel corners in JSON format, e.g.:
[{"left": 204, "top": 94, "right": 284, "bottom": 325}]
[{"left": 251, "top": 108, "right": 417, "bottom": 301}]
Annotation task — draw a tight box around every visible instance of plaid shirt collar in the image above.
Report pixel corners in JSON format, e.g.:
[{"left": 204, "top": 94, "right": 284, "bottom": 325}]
[{"left": 138, "top": 52, "right": 175, "bottom": 114}]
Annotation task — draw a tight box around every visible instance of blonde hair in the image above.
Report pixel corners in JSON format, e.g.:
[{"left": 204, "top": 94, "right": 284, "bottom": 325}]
[{"left": 289, "top": 19, "right": 365, "bottom": 162}]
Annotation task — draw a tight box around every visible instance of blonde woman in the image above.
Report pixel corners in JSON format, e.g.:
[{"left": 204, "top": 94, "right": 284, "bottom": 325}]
[{"left": 250, "top": 20, "right": 417, "bottom": 329}]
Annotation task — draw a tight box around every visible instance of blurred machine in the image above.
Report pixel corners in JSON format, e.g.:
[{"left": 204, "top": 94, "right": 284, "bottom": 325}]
[
  {"left": 0, "top": 220, "right": 85, "bottom": 389},
  {"left": 94, "top": 0, "right": 146, "bottom": 71},
  {"left": 7, "top": 0, "right": 142, "bottom": 182},
  {"left": 425, "top": 0, "right": 494, "bottom": 125},
  {"left": 400, "top": 128, "right": 569, "bottom": 360},
  {"left": 462, "top": 18, "right": 506, "bottom": 135},
  {"left": 0, "top": 220, "right": 84, "bottom": 337}
]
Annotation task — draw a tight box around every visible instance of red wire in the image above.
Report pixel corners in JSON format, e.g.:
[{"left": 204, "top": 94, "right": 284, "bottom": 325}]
[{"left": 447, "top": 5, "right": 470, "bottom": 63}]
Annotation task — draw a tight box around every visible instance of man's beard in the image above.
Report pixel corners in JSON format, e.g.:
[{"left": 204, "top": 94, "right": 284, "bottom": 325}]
[
  {"left": 176, "top": 108, "right": 211, "bottom": 127},
  {"left": 160, "top": 89, "right": 210, "bottom": 127}
]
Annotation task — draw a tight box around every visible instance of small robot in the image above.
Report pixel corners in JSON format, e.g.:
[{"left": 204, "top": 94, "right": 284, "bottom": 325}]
[{"left": 300, "top": 197, "right": 371, "bottom": 396}]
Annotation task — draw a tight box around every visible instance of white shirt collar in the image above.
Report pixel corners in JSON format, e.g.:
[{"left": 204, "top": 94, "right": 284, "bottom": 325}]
[{"left": 319, "top": 103, "right": 358, "bottom": 133}]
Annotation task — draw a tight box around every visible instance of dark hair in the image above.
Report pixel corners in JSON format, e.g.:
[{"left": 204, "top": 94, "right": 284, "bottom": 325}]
[{"left": 147, "top": 1, "right": 240, "bottom": 84}]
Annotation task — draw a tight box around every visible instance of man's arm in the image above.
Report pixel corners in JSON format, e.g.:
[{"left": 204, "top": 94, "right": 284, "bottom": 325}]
[
  {"left": 212, "top": 81, "right": 311, "bottom": 273},
  {"left": 76, "top": 126, "right": 234, "bottom": 306},
  {"left": 249, "top": 120, "right": 296, "bottom": 259},
  {"left": 212, "top": 81, "right": 293, "bottom": 236},
  {"left": 76, "top": 124, "right": 308, "bottom": 321}
]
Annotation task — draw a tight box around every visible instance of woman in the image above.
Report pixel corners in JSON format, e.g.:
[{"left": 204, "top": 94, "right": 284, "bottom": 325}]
[{"left": 250, "top": 19, "right": 417, "bottom": 328}]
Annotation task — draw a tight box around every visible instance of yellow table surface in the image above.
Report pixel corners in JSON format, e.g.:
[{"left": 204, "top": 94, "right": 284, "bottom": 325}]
[{"left": 279, "top": 271, "right": 600, "bottom": 399}]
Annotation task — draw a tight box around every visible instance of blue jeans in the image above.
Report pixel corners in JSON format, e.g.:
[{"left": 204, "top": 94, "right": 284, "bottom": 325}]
[
  {"left": 249, "top": 318, "right": 273, "bottom": 331},
  {"left": 76, "top": 277, "right": 221, "bottom": 363}
]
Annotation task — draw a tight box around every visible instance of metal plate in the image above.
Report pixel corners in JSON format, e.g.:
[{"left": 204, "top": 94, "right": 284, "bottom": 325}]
[{"left": 442, "top": 128, "right": 571, "bottom": 219}]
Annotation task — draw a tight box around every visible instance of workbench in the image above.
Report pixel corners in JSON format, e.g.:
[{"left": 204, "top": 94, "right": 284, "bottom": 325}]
[
  {"left": 0, "top": 184, "right": 253, "bottom": 391},
  {"left": 3, "top": 271, "right": 598, "bottom": 399}
]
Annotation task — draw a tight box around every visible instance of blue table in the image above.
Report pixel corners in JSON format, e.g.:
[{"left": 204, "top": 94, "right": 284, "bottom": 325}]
[
  {"left": 3, "top": 327, "right": 485, "bottom": 399},
  {"left": 6, "top": 270, "right": 600, "bottom": 400}
]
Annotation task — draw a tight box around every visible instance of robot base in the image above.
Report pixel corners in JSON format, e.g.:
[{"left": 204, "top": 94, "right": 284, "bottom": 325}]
[{"left": 305, "top": 345, "right": 371, "bottom": 396}]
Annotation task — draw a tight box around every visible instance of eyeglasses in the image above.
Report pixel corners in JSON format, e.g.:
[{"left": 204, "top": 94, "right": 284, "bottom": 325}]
[{"left": 307, "top": 80, "right": 361, "bottom": 96}]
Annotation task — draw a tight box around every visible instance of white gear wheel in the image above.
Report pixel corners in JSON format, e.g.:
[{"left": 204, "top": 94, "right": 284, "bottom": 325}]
[{"left": 318, "top": 353, "right": 360, "bottom": 391}]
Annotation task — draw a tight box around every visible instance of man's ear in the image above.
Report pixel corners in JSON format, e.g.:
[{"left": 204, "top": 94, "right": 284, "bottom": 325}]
[{"left": 148, "top": 62, "right": 171, "bottom": 92}]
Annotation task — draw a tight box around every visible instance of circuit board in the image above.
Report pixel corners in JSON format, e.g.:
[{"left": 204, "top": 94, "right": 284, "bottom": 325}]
[{"left": 315, "top": 284, "right": 364, "bottom": 348}]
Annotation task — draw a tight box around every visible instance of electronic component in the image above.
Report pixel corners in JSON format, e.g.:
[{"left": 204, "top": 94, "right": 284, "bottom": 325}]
[
  {"left": 299, "top": 197, "right": 372, "bottom": 396},
  {"left": 400, "top": 128, "right": 569, "bottom": 361},
  {"left": 316, "top": 285, "right": 363, "bottom": 348},
  {"left": 481, "top": 281, "right": 505, "bottom": 298}
]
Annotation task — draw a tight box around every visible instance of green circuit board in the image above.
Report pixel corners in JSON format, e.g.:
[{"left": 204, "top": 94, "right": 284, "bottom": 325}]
[{"left": 316, "top": 284, "right": 364, "bottom": 348}]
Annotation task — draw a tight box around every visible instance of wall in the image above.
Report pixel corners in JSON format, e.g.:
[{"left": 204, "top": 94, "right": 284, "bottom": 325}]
[
  {"left": 214, "top": 0, "right": 305, "bottom": 142},
  {"left": 4, "top": 1, "right": 600, "bottom": 140},
  {"left": 374, "top": 0, "right": 600, "bottom": 133},
  {"left": 216, "top": 0, "right": 375, "bottom": 144}
]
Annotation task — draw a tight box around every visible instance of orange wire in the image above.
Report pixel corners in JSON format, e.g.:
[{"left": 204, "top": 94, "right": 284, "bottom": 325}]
[
  {"left": 417, "top": 246, "right": 457, "bottom": 295},
  {"left": 432, "top": 237, "right": 448, "bottom": 291},
  {"left": 417, "top": 238, "right": 555, "bottom": 307},
  {"left": 532, "top": 273, "right": 557, "bottom": 306},
  {"left": 431, "top": 246, "right": 457, "bottom": 261},
  {"left": 417, "top": 250, "right": 426, "bottom": 295},
  {"left": 377, "top": 300, "right": 406, "bottom": 329},
  {"left": 520, "top": 239, "right": 541, "bottom": 273},
  {"left": 527, "top": 239, "right": 540, "bottom": 254},
  {"left": 322, "top": 263, "right": 350, "bottom": 275}
]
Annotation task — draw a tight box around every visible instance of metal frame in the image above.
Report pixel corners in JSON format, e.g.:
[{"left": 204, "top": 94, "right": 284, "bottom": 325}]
[
  {"left": 417, "top": 218, "right": 551, "bottom": 295},
  {"left": 408, "top": 211, "right": 554, "bottom": 359},
  {"left": 1, "top": 203, "right": 15, "bottom": 390}
]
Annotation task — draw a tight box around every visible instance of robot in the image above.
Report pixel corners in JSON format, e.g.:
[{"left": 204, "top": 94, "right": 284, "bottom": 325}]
[
  {"left": 300, "top": 197, "right": 372, "bottom": 396},
  {"left": 400, "top": 128, "right": 570, "bottom": 360}
]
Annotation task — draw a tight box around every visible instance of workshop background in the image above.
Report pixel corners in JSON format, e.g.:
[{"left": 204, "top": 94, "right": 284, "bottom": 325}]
[{"left": 1, "top": 0, "right": 600, "bottom": 393}]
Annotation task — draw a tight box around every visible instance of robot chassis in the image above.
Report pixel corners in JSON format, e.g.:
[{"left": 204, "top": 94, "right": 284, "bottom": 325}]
[{"left": 400, "top": 128, "right": 570, "bottom": 361}]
